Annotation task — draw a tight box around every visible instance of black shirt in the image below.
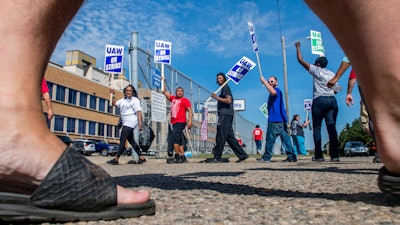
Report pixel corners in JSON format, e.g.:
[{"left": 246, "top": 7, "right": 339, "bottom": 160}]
[{"left": 218, "top": 85, "right": 234, "bottom": 116}]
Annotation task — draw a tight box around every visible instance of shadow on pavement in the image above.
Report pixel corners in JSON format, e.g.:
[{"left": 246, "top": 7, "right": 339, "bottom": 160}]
[{"left": 114, "top": 171, "right": 399, "bottom": 207}]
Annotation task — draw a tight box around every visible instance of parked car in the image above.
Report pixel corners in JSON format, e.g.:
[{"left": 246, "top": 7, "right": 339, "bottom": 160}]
[
  {"left": 73, "top": 139, "right": 95, "bottom": 156},
  {"left": 56, "top": 135, "right": 73, "bottom": 146},
  {"left": 344, "top": 141, "right": 369, "bottom": 157},
  {"left": 123, "top": 147, "right": 132, "bottom": 156},
  {"left": 100, "top": 142, "right": 118, "bottom": 156},
  {"left": 89, "top": 139, "right": 116, "bottom": 156}
]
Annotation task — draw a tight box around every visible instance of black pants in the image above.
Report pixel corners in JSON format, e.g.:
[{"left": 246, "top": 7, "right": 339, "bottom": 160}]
[
  {"left": 214, "top": 114, "right": 248, "bottom": 160},
  {"left": 117, "top": 126, "right": 141, "bottom": 158}
]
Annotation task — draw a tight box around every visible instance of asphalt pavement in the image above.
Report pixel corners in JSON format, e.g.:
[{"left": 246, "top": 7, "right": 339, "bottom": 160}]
[{"left": 51, "top": 155, "right": 400, "bottom": 225}]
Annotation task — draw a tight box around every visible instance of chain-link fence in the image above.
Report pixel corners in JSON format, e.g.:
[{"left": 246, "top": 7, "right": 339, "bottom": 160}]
[{"left": 135, "top": 47, "right": 257, "bottom": 155}]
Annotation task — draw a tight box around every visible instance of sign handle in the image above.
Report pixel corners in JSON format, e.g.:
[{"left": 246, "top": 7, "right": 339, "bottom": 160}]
[
  {"left": 206, "top": 79, "right": 230, "bottom": 102},
  {"left": 306, "top": 110, "right": 312, "bottom": 130},
  {"left": 255, "top": 52, "right": 263, "bottom": 77},
  {"left": 160, "top": 63, "right": 165, "bottom": 91}
]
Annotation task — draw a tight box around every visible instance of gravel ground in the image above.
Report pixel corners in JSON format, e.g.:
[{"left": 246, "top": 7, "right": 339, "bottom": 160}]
[{"left": 42, "top": 155, "right": 400, "bottom": 225}]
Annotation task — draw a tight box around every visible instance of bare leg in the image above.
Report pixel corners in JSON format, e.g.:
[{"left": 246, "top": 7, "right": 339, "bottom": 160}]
[
  {"left": 304, "top": 0, "right": 400, "bottom": 175},
  {"left": 0, "top": 0, "right": 149, "bottom": 204}
]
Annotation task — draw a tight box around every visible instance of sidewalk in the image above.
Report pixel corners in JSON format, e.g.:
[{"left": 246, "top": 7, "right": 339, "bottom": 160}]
[{"left": 76, "top": 156, "right": 399, "bottom": 225}]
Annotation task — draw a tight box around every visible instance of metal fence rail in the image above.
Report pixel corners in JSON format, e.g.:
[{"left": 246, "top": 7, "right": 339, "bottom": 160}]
[{"left": 135, "top": 47, "right": 257, "bottom": 155}]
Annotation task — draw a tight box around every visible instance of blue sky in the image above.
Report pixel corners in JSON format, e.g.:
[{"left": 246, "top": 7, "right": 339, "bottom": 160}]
[{"left": 51, "top": 0, "right": 361, "bottom": 149}]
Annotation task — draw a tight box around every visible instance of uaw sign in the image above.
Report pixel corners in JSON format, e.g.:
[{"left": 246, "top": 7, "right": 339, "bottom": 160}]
[
  {"left": 310, "top": 30, "right": 325, "bottom": 56},
  {"left": 304, "top": 99, "right": 312, "bottom": 111},
  {"left": 226, "top": 56, "right": 256, "bottom": 84},
  {"left": 247, "top": 21, "right": 258, "bottom": 52},
  {"left": 154, "top": 40, "right": 172, "bottom": 65},
  {"left": 104, "top": 45, "right": 124, "bottom": 73}
]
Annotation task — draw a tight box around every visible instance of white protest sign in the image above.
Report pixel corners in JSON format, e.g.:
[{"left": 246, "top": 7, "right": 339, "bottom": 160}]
[
  {"left": 204, "top": 99, "right": 246, "bottom": 112},
  {"left": 310, "top": 30, "right": 325, "bottom": 56},
  {"left": 226, "top": 56, "right": 256, "bottom": 84},
  {"left": 154, "top": 40, "right": 172, "bottom": 65},
  {"left": 304, "top": 99, "right": 312, "bottom": 111},
  {"left": 247, "top": 22, "right": 258, "bottom": 52},
  {"left": 104, "top": 45, "right": 124, "bottom": 73},
  {"left": 151, "top": 91, "right": 166, "bottom": 122},
  {"left": 140, "top": 99, "right": 148, "bottom": 113},
  {"left": 259, "top": 103, "right": 268, "bottom": 119}
]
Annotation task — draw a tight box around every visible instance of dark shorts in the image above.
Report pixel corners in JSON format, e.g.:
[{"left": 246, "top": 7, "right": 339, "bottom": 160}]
[{"left": 172, "top": 122, "right": 186, "bottom": 145}]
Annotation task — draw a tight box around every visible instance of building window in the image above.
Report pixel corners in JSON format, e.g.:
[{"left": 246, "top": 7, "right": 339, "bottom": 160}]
[
  {"left": 79, "top": 92, "right": 87, "bottom": 107},
  {"left": 47, "top": 81, "right": 53, "bottom": 98},
  {"left": 107, "top": 124, "right": 113, "bottom": 137},
  {"left": 114, "top": 126, "right": 120, "bottom": 138},
  {"left": 89, "top": 95, "right": 96, "bottom": 110},
  {"left": 98, "top": 98, "right": 105, "bottom": 112},
  {"left": 88, "top": 121, "right": 96, "bottom": 135},
  {"left": 108, "top": 105, "right": 113, "bottom": 114},
  {"left": 98, "top": 123, "right": 104, "bottom": 136},
  {"left": 68, "top": 89, "right": 77, "bottom": 105},
  {"left": 67, "top": 118, "right": 76, "bottom": 133},
  {"left": 78, "top": 119, "right": 86, "bottom": 134},
  {"left": 55, "top": 85, "right": 66, "bottom": 102},
  {"left": 54, "top": 115, "right": 64, "bottom": 132}
]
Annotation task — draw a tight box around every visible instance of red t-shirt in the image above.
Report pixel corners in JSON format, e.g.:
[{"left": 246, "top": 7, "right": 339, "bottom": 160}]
[
  {"left": 349, "top": 69, "right": 357, "bottom": 80},
  {"left": 253, "top": 128, "right": 263, "bottom": 141},
  {"left": 169, "top": 96, "right": 191, "bottom": 124},
  {"left": 41, "top": 78, "right": 49, "bottom": 94}
]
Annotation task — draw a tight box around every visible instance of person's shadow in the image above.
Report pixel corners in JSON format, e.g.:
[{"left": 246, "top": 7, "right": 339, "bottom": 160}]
[{"left": 114, "top": 167, "right": 399, "bottom": 207}]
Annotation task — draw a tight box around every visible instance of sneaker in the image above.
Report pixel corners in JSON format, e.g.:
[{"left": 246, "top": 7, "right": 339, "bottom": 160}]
[
  {"left": 106, "top": 159, "right": 119, "bottom": 165},
  {"left": 373, "top": 154, "right": 382, "bottom": 163},
  {"left": 205, "top": 158, "right": 223, "bottom": 163},
  {"left": 282, "top": 158, "right": 297, "bottom": 162},
  {"left": 236, "top": 155, "right": 248, "bottom": 163},
  {"left": 257, "top": 150, "right": 262, "bottom": 155},
  {"left": 256, "top": 158, "right": 270, "bottom": 163},
  {"left": 167, "top": 154, "right": 185, "bottom": 163},
  {"left": 378, "top": 166, "right": 400, "bottom": 196},
  {"left": 128, "top": 158, "right": 147, "bottom": 164},
  {"left": 312, "top": 157, "right": 324, "bottom": 162},
  {"left": 330, "top": 158, "right": 340, "bottom": 162}
]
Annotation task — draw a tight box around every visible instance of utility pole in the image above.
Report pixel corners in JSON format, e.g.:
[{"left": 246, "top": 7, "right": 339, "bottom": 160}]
[{"left": 281, "top": 36, "right": 290, "bottom": 121}]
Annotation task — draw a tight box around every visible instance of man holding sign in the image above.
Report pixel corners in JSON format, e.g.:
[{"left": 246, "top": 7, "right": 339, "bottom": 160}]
[
  {"left": 257, "top": 76, "right": 296, "bottom": 163},
  {"left": 208, "top": 72, "right": 248, "bottom": 163}
]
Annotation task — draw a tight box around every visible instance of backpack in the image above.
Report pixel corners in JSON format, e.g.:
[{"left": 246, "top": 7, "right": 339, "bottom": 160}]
[{"left": 139, "top": 122, "right": 155, "bottom": 152}]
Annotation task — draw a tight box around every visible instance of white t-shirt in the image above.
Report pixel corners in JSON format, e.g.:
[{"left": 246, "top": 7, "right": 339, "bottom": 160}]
[
  {"left": 309, "top": 64, "right": 335, "bottom": 99},
  {"left": 116, "top": 97, "right": 142, "bottom": 129}
]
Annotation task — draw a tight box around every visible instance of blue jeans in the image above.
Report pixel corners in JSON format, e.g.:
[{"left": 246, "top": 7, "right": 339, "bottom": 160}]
[
  {"left": 291, "top": 135, "right": 299, "bottom": 155},
  {"left": 312, "top": 96, "right": 339, "bottom": 159},
  {"left": 296, "top": 136, "right": 307, "bottom": 155},
  {"left": 255, "top": 140, "right": 262, "bottom": 151},
  {"left": 262, "top": 122, "right": 295, "bottom": 161}
]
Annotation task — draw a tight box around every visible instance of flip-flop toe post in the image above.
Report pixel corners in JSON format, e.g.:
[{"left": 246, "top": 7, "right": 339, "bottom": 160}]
[{"left": 0, "top": 147, "right": 155, "bottom": 222}]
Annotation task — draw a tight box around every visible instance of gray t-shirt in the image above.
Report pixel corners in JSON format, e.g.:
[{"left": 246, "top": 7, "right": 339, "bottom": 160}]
[{"left": 309, "top": 64, "right": 335, "bottom": 99}]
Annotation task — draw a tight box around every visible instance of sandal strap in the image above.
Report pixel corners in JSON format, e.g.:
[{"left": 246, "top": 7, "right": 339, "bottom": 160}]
[{"left": 31, "top": 147, "right": 117, "bottom": 211}]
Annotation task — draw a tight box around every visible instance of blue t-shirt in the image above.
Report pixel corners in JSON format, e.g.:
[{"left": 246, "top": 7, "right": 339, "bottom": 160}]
[{"left": 267, "top": 87, "right": 287, "bottom": 123}]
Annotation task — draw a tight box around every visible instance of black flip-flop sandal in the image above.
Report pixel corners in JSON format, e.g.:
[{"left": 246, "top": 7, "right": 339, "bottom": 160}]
[
  {"left": 378, "top": 166, "right": 400, "bottom": 196},
  {"left": 0, "top": 147, "right": 155, "bottom": 222}
]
